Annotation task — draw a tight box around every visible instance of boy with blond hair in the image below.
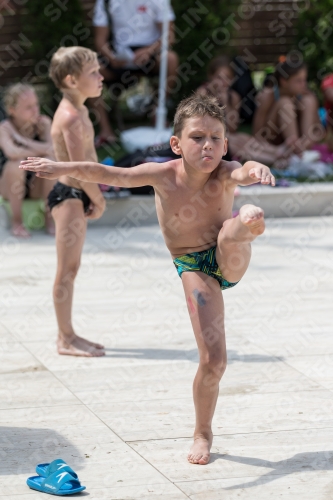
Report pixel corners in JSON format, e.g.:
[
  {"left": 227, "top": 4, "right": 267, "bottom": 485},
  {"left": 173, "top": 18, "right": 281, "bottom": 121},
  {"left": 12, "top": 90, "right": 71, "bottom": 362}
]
[
  {"left": 21, "top": 93, "right": 275, "bottom": 464},
  {"left": 47, "top": 46, "right": 106, "bottom": 357}
]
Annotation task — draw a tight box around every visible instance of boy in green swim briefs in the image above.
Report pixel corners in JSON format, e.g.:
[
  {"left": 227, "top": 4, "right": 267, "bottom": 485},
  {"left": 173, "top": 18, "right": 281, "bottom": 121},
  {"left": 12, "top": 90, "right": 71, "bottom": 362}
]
[{"left": 20, "top": 93, "right": 275, "bottom": 466}]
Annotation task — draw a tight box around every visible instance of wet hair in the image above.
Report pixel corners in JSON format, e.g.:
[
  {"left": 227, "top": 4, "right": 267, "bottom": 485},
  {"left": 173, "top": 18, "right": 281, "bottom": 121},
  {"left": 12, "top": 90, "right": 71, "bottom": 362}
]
[
  {"left": 3, "top": 83, "right": 36, "bottom": 114},
  {"left": 272, "top": 55, "right": 306, "bottom": 87},
  {"left": 49, "top": 46, "right": 98, "bottom": 89},
  {"left": 173, "top": 93, "right": 226, "bottom": 137},
  {"left": 207, "top": 55, "right": 234, "bottom": 80}
]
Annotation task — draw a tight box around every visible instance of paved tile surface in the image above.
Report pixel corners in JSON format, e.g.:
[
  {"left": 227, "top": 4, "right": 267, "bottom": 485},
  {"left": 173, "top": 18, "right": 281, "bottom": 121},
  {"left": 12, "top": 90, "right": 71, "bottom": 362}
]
[{"left": 0, "top": 217, "right": 333, "bottom": 499}]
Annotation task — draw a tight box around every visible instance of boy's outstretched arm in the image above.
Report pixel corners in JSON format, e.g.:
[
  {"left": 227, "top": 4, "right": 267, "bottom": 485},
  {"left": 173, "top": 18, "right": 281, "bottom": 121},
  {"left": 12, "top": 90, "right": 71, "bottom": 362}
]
[
  {"left": 19, "top": 157, "right": 159, "bottom": 188},
  {"left": 229, "top": 160, "right": 275, "bottom": 186}
]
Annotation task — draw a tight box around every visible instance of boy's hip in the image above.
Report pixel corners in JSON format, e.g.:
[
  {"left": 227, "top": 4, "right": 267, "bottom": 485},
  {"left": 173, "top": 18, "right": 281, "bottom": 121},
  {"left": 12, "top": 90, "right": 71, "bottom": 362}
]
[
  {"left": 173, "top": 246, "right": 239, "bottom": 290},
  {"left": 47, "top": 181, "right": 91, "bottom": 214}
]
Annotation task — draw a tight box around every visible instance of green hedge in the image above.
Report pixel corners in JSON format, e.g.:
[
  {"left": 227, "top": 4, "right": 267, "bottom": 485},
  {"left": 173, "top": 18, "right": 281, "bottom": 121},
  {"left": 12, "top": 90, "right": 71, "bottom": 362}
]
[
  {"left": 23, "top": 0, "right": 88, "bottom": 69},
  {"left": 23, "top": 1, "right": 237, "bottom": 92},
  {"left": 296, "top": 0, "right": 333, "bottom": 89},
  {"left": 172, "top": 0, "right": 238, "bottom": 97}
]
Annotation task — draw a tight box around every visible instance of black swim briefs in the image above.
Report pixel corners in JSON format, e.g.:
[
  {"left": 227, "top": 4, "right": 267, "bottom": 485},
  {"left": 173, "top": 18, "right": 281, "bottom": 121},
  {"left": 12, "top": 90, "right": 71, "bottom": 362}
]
[{"left": 47, "top": 181, "right": 91, "bottom": 213}]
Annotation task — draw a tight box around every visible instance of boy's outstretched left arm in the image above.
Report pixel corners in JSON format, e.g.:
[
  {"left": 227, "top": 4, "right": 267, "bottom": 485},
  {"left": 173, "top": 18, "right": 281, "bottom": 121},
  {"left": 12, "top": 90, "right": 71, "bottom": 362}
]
[
  {"left": 229, "top": 160, "right": 275, "bottom": 187},
  {"left": 19, "top": 157, "right": 158, "bottom": 188}
]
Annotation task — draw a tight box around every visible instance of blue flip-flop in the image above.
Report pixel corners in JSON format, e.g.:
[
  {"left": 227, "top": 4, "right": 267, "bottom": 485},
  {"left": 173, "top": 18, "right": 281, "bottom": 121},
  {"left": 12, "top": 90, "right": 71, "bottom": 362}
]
[
  {"left": 26, "top": 470, "right": 85, "bottom": 496},
  {"left": 36, "top": 459, "right": 78, "bottom": 479}
]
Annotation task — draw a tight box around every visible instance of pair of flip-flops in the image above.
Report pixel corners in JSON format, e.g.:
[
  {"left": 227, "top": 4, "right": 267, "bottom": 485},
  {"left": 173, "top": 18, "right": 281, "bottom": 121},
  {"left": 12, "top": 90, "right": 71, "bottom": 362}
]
[{"left": 26, "top": 459, "right": 86, "bottom": 496}]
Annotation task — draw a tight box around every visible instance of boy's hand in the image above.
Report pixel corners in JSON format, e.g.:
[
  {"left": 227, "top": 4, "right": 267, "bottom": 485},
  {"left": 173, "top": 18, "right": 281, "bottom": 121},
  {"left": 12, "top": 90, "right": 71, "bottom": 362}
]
[
  {"left": 85, "top": 202, "right": 105, "bottom": 220},
  {"left": 20, "top": 157, "right": 65, "bottom": 179},
  {"left": 249, "top": 165, "right": 275, "bottom": 186}
]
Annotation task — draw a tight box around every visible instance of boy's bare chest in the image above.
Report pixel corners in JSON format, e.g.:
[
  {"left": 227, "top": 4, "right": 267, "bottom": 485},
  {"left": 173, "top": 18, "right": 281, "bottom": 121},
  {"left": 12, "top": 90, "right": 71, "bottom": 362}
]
[
  {"left": 169, "top": 181, "right": 230, "bottom": 218},
  {"left": 157, "top": 181, "right": 233, "bottom": 235},
  {"left": 79, "top": 114, "right": 94, "bottom": 142}
]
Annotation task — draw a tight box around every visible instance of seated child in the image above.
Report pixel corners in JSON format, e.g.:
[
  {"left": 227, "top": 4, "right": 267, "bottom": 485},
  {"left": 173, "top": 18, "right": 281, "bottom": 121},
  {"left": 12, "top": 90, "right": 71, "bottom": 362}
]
[
  {"left": 197, "top": 56, "right": 289, "bottom": 166},
  {"left": 47, "top": 46, "right": 106, "bottom": 357},
  {"left": 321, "top": 73, "right": 333, "bottom": 152},
  {"left": 197, "top": 55, "right": 241, "bottom": 134},
  {"left": 21, "top": 93, "right": 275, "bottom": 465},
  {"left": 0, "top": 83, "right": 55, "bottom": 237},
  {"left": 253, "top": 56, "right": 324, "bottom": 153}
]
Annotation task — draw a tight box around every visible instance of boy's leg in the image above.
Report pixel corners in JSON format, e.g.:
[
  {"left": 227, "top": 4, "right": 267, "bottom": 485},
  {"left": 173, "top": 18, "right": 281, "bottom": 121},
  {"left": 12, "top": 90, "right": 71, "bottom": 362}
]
[
  {"left": 0, "top": 159, "right": 30, "bottom": 237},
  {"left": 29, "top": 176, "right": 56, "bottom": 234},
  {"left": 216, "top": 204, "right": 265, "bottom": 284},
  {"left": 52, "top": 200, "right": 105, "bottom": 357},
  {"left": 181, "top": 271, "right": 226, "bottom": 465}
]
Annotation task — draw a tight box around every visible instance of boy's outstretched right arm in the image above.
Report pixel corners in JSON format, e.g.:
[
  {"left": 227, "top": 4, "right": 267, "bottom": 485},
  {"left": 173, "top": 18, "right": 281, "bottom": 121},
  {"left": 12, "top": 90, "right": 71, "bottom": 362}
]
[{"left": 20, "top": 157, "right": 158, "bottom": 188}]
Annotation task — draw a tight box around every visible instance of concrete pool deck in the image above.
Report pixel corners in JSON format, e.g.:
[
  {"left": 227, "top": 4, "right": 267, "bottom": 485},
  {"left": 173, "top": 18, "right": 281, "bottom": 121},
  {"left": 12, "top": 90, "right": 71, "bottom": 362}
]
[{"left": 0, "top": 217, "right": 333, "bottom": 499}]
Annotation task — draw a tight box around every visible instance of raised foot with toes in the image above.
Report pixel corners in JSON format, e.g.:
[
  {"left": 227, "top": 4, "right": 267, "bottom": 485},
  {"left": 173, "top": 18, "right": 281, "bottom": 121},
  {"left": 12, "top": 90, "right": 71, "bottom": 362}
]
[{"left": 239, "top": 204, "right": 265, "bottom": 236}]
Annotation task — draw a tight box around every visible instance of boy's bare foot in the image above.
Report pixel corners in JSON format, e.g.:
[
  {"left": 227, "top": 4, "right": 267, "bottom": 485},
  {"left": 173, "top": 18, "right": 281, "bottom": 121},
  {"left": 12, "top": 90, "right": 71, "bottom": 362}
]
[
  {"left": 188, "top": 432, "right": 212, "bottom": 465},
  {"left": 11, "top": 224, "right": 31, "bottom": 238},
  {"left": 239, "top": 204, "right": 265, "bottom": 236},
  {"left": 57, "top": 333, "right": 105, "bottom": 357}
]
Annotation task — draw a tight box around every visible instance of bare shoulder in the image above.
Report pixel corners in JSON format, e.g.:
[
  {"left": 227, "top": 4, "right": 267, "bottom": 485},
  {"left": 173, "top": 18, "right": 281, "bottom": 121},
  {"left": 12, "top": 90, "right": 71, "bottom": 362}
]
[
  {"left": 39, "top": 114, "right": 52, "bottom": 126},
  {"left": 0, "top": 120, "right": 15, "bottom": 141},
  {"left": 216, "top": 159, "right": 242, "bottom": 184},
  {"left": 256, "top": 87, "right": 275, "bottom": 106},
  {"left": 218, "top": 159, "right": 242, "bottom": 175},
  {"left": 145, "top": 158, "right": 178, "bottom": 177},
  {"left": 53, "top": 102, "right": 81, "bottom": 130},
  {"left": 144, "top": 158, "right": 180, "bottom": 188},
  {"left": 0, "top": 119, "right": 11, "bottom": 132},
  {"left": 37, "top": 115, "right": 52, "bottom": 134}
]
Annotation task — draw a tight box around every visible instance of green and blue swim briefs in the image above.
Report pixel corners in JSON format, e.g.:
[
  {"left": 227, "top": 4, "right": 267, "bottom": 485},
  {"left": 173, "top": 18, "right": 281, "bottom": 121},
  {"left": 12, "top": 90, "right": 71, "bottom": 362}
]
[{"left": 173, "top": 246, "right": 239, "bottom": 290}]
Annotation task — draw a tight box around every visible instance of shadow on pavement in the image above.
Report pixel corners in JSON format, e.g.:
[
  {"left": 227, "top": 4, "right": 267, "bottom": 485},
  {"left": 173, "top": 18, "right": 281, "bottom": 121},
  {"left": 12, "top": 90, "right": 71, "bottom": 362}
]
[
  {"left": 209, "top": 451, "right": 333, "bottom": 488},
  {"left": 104, "top": 347, "right": 282, "bottom": 363},
  {"left": 0, "top": 427, "right": 84, "bottom": 475}
]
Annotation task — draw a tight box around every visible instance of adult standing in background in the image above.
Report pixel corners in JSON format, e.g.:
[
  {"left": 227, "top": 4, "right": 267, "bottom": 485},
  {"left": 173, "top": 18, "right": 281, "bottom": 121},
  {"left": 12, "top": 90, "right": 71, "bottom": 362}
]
[{"left": 92, "top": 0, "right": 179, "bottom": 145}]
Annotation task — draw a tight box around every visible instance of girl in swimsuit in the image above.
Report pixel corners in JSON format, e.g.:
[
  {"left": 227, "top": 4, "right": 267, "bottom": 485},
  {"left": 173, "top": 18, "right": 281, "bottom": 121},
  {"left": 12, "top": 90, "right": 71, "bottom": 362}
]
[
  {"left": 0, "top": 83, "right": 55, "bottom": 237},
  {"left": 253, "top": 55, "right": 324, "bottom": 154},
  {"left": 197, "top": 56, "right": 290, "bottom": 166}
]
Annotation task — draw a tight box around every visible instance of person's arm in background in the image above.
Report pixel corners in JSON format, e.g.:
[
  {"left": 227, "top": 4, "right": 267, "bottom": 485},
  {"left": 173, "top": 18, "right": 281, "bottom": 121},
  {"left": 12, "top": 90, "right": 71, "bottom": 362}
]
[
  {"left": 94, "top": 26, "right": 127, "bottom": 68},
  {"left": 133, "top": 21, "right": 175, "bottom": 66},
  {"left": 0, "top": 120, "right": 51, "bottom": 159},
  {"left": 61, "top": 114, "right": 106, "bottom": 220}
]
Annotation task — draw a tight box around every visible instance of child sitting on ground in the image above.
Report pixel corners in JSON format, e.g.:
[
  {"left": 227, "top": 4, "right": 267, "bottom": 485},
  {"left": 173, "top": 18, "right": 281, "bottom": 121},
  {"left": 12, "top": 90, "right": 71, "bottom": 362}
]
[
  {"left": 47, "top": 46, "right": 106, "bottom": 357},
  {"left": 197, "top": 56, "right": 289, "bottom": 166},
  {"left": 321, "top": 73, "right": 333, "bottom": 152},
  {"left": 253, "top": 55, "right": 324, "bottom": 154},
  {"left": 21, "top": 93, "right": 275, "bottom": 465},
  {"left": 0, "top": 83, "right": 55, "bottom": 237}
]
